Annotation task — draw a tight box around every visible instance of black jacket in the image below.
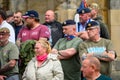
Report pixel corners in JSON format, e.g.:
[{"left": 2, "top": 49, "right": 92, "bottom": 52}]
[
  {"left": 94, "top": 16, "right": 110, "bottom": 39},
  {"left": 43, "top": 20, "right": 64, "bottom": 47}
]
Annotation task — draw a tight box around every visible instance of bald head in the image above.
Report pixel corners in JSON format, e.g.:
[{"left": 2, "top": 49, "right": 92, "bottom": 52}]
[
  {"left": 45, "top": 10, "right": 55, "bottom": 23},
  {"left": 83, "top": 57, "right": 100, "bottom": 71}
]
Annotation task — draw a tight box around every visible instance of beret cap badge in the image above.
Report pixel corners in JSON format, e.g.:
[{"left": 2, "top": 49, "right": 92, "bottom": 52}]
[
  {"left": 63, "top": 21, "right": 66, "bottom": 25},
  {"left": 82, "top": 10, "right": 85, "bottom": 14},
  {"left": 88, "top": 23, "right": 91, "bottom": 27}
]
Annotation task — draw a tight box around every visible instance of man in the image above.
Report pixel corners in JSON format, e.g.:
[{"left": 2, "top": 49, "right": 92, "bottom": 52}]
[
  {"left": 76, "top": 8, "right": 92, "bottom": 40},
  {"left": 89, "top": 3, "right": 110, "bottom": 39},
  {"left": 17, "top": 10, "right": 50, "bottom": 45},
  {"left": 43, "top": 10, "right": 63, "bottom": 47},
  {"left": 0, "top": 10, "right": 15, "bottom": 43},
  {"left": 79, "top": 21, "right": 116, "bottom": 76},
  {"left": 81, "top": 57, "right": 112, "bottom": 80},
  {"left": 10, "top": 10, "right": 24, "bottom": 41},
  {"left": 17, "top": 10, "right": 50, "bottom": 75},
  {"left": 0, "top": 27, "right": 19, "bottom": 80},
  {"left": 52, "top": 20, "right": 83, "bottom": 80}
]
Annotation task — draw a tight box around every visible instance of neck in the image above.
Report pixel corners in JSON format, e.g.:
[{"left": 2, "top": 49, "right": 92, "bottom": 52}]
[
  {"left": 90, "top": 35, "right": 101, "bottom": 42},
  {"left": 31, "top": 22, "right": 40, "bottom": 30},
  {"left": 16, "top": 21, "right": 23, "bottom": 26},
  {"left": 0, "top": 40, "right": 9, "bottom": 46},
  {"left": 86, "top": 72, "right": 101, "bottom": 80}
]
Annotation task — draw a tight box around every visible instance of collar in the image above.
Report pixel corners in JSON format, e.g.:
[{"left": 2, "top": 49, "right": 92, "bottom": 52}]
[{"left": 64, "top": 35, "right": 75, "bottom": 40}]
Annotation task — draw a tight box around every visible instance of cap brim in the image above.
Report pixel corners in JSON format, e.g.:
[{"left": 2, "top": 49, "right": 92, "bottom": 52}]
[{"left": 22, "top": 16, "right": 29, "bottom": 19}]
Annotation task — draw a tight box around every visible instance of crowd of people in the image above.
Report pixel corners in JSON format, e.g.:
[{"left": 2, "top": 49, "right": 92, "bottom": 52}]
[{"left": 0, "top": 2, "right": 117, "bottom": 80}]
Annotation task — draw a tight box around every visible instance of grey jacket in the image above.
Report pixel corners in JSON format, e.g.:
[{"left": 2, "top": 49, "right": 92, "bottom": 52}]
[{"left": 22, "top": 54, "right": 64, "bottom": 80}]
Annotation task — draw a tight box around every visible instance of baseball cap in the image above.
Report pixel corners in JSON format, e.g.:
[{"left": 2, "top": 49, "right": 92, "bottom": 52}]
[
  {"left": 0, "top": 27, "right": 10, "bottom": 34},
  {"left": 62, "top": 20, "right": 76, "bottom": 26},
  {"left": 86, "top": 21, "right": 99, "bottom": 30},
  {"left": 77, "top": 8, "right": 91, "bottom": 14},
  {"left": 23, "top": 10, "right": 39, "bottom": 19}
]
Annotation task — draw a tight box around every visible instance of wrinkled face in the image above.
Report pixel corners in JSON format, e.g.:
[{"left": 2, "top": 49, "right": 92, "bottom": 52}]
[
  {"left": 0, "top": 33, "right": 9, "bottom": 44},
  {"left": 13, "top": 12, "right": 23, "bottom": 25},
  {"left": 86, "top": 26, "right": 99, "bottom": 38},
  {"left": 79, "top": 13, "right": 88, "bottom": 24},
  {"left": 81, "top": 60, "right": 93, "bottom": 78},
  {"left": 45, "top": 11, "right": 55, "bottom": 23},
  {"left": 34, "top": 42, "right": 46, "bottom": 56},
  {"left": 63, "top": 25, "right": 74, "bottom": 35}
]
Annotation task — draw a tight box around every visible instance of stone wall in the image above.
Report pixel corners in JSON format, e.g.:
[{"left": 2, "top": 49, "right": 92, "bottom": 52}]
[
  {"left": 0, "top": 0, "right": 120, "bottom": 79},
  {"left": 109, "top": 0, "right": 120, "bottom": 80}
]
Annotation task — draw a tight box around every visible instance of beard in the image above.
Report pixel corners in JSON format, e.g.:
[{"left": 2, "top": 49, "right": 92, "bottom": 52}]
[
  {"left": 0, "top": 39, "right": 8, "bottom": 46},
  {"left": 26, "top": 23, "right": 34, "bottom": 29},
  {"left": 14, "top": 20, "right": 21, "bottom": 25}
]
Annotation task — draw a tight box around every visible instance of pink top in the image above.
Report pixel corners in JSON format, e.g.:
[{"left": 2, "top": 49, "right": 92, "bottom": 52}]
[{"left": 18, "top": 24, "right": 50, "bottom": 42}]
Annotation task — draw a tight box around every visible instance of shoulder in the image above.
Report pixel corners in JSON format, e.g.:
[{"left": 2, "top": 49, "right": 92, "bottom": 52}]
[
  {"left": 27, "top": 57, "right": 36, "bottom": 65},
  {"left": 39, "top": 24, "right": 48, "bottom": 28},
  {"left": 8, "top": 42, "right": 17, "bottom": 47},
  {"left": 38, "top": 24, "right": 49, "bottom": 31},
  {"left": 74, "top": 37, "right": 83, "bottom": 41},
  {"left": 47, "top": 54, "right": 58, "bottom": 61},
  {"left": 100, "top": 38, "right": 112, "bottom": 43},
  {"left": 54, "top": 21, "right": 62, "bottom": 25},
  {"left": 97, "top": 74, "right": 112, "bottom": 80},
  {"left": 19, "top": 26, "right": 28, "bottom": 31},
  {"left": 57, "top": 38, "right": 65, "bottom": 41}
]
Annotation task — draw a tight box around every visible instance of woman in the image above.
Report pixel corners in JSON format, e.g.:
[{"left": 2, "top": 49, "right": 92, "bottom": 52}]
[{"left": 22, "top": 39, "right": 64, "bottom": 80}]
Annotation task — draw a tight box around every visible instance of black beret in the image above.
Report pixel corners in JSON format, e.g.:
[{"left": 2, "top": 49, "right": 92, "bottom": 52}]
[
  {"left": 86, "top": 21, "right": 99, "bottom": 30},
  {"left": 62, "top": 20, "right": 76, "bottom": 26},
  {"left": 78, "top": 8, "right": 91, "bottom": 14}
]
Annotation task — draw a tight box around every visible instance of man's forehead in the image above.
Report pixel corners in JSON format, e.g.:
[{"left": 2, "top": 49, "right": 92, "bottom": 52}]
[{"left": 63, "top": 26, "right": 72, "bottom": 28}]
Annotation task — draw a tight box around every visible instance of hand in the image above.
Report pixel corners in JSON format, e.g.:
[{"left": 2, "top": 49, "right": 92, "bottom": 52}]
[
  {"left": 77, "top": 31, "right": 89, "bottom": 40},
  {"left": 51, "top": 49, "right": 58, "bottom": 54},
  {"left": 16, "top": 39, "right": 21, "bottom": 48},
  {"left": 0, "top": 75, "right": 6, "bottom": 80},
  {"left": 86, "top": 53, "right": 94, "bottom": 57}
]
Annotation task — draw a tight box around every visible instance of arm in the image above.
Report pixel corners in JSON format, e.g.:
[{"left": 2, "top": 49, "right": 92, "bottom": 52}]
[
  {"left": 39, "top": 25, "right": 50, "bottom": 40},
  {"left": 0, "top": 44, "right": 19, "bottom": 74},
  {"left": 84, "top": 50, "right": 115, "bottom": 61},
  {"left": 94, "top": 50, "right": 115, "bottom": 61},
  {"left": 16, "top": 28, "right": 23, "bottom": 47},
  {"left": 76, "top": 31, "right": 89, "bottom": 40},
  {"left": 52, "top": 60, "right": 64, "bottom": 80},
  {"left": 52, "top": 48, "right": 76, "bottom": 59},
  {"left": 0, "top": 60, "right": 17, "bottom": 74},
  {"left": 0, "top": 75, "right": 6, "bottom": 80},
  {"left": 99, "top": 22, "right": 110, "bottom": 39}
]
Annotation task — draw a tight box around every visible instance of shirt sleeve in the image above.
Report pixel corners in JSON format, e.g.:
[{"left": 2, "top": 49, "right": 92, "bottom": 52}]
[
  {"left": 39, "top": 25, "right": 50, "bottom": 39},
  {"left": 79, "top": 42, "right": 88, "bottom": 57}
]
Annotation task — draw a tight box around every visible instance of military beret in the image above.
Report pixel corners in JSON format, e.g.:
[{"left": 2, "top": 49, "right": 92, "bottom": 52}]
[
  {"left": 77, "top": 8, "right": 91, "bottom": 14},
  {"left": 86, "top": 21, "right": 99, "bottom": 30},
  {"left": 0, "top": 27, "right": 10, "bottom": 34},
  {"left": 62, "top": 20, "right": 76, "bottom": 26}
]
